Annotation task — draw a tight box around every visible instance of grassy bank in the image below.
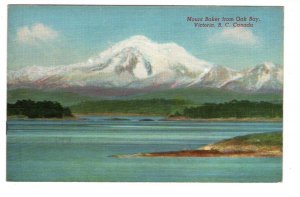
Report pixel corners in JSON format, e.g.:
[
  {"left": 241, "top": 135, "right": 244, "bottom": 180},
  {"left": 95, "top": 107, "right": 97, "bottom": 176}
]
[
  {"left": 200, "top": 132, "right": 282, "bottom": 156},
  {"left": 115, "top": 132, "right": 282, "bottom": 158}
]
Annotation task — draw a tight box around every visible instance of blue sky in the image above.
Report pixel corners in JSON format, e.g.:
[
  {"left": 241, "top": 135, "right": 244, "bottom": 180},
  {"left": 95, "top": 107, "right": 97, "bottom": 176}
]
[{"left": 8, "top": 5, "right": 283, "bottom": 70}]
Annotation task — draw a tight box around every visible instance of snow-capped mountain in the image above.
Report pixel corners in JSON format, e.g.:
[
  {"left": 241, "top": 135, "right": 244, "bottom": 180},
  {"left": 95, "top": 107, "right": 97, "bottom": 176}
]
[
  {"left": 221, "top": 62, "right": 283, "bottom": 92},
  {"left": 8, "top": 35, "right": 283, "bottom": 94},
  {"left": 8, "top": 35, "right": 213, "bottom": 89},
  {"left": 188, "top": 65, "right": 243, "bottom": 88}
]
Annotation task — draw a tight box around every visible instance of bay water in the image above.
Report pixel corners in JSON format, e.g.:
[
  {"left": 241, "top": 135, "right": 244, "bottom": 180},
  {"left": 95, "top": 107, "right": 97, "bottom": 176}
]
[{"left": 7, "top": 116, "right": 282, "bottom": 182}]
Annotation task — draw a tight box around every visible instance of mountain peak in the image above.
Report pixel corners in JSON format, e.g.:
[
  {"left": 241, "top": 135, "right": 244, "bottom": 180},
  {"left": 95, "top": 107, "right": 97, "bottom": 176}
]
[
  {"left": 94, "top": 35, "right": 213, "bottom": 77},
  {"left": 125, "top": 35, "right": 152, "bottom": 43},
  {"left": 221, "top": 62, "right": 283, "bottom": 92},
  {"left": 115, "top": 35, "right": 157, "bottom": 50},
  {"left": 263, "top": 62, "right": 277, "bottom": 69}
]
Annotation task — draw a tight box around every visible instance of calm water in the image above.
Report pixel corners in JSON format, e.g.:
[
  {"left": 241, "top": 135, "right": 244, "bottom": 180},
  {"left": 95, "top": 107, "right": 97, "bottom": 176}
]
[{"left": 7, "top": 116, "right": 282, "bottom": 182}]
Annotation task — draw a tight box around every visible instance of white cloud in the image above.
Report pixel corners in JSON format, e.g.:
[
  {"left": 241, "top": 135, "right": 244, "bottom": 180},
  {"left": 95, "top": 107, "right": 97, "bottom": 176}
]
[
  {"left": 16, "top": 23, "right": 58, "bottom": 44},
  {"left": 209, "top": 28, "right": 259, "bottom": 45}
]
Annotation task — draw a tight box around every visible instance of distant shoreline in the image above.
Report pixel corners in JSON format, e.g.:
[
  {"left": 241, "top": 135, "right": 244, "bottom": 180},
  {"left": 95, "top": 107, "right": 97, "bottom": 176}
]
[
  {"left": 7, "top": 113, "right": 283, "bottom": 122},
  {"left": 73, "top": 113, "right": 162, "bottom": 117},
  {"left": 75, "top": 113, "right": 282, "bottom": 122},
  {"left": 7, "top": 115, "right": 78, "bottom": 121},
  {"left": 165, "top": 116, "right": 283, "bottom": 122}
]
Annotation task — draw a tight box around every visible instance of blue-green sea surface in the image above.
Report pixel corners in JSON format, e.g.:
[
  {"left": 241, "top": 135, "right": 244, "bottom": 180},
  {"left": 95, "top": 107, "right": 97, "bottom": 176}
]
[{"left": 7, "top": 116, "right": 282, "bottom": 182}]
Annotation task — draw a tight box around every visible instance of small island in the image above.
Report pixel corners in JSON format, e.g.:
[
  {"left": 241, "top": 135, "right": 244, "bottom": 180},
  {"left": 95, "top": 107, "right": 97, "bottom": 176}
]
[
  {"left": 114, "top": 132, "right": 282, "bottom": 158},
  {"left": 7, "top": 100, "right": 73, "bottom": 119}
]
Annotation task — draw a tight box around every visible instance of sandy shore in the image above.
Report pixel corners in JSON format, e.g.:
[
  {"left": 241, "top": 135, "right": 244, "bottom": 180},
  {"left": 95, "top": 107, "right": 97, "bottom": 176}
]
[{"left": 114, "top": 149, "right": 281, "bottom": 158}]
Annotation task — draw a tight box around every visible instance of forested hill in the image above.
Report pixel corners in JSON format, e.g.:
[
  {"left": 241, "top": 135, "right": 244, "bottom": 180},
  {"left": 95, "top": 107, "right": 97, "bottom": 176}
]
[
  {"left": 173, "top": 100, "right": 282, "bottom": 119},
  {"left": 70, "top": 99, "right": 189, "bottom": 115}
]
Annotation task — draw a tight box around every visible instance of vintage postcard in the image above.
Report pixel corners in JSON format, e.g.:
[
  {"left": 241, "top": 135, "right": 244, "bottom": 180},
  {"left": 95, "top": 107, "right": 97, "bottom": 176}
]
[{"left": 7, "top": 5, "right": 283, "bottom": 182}]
